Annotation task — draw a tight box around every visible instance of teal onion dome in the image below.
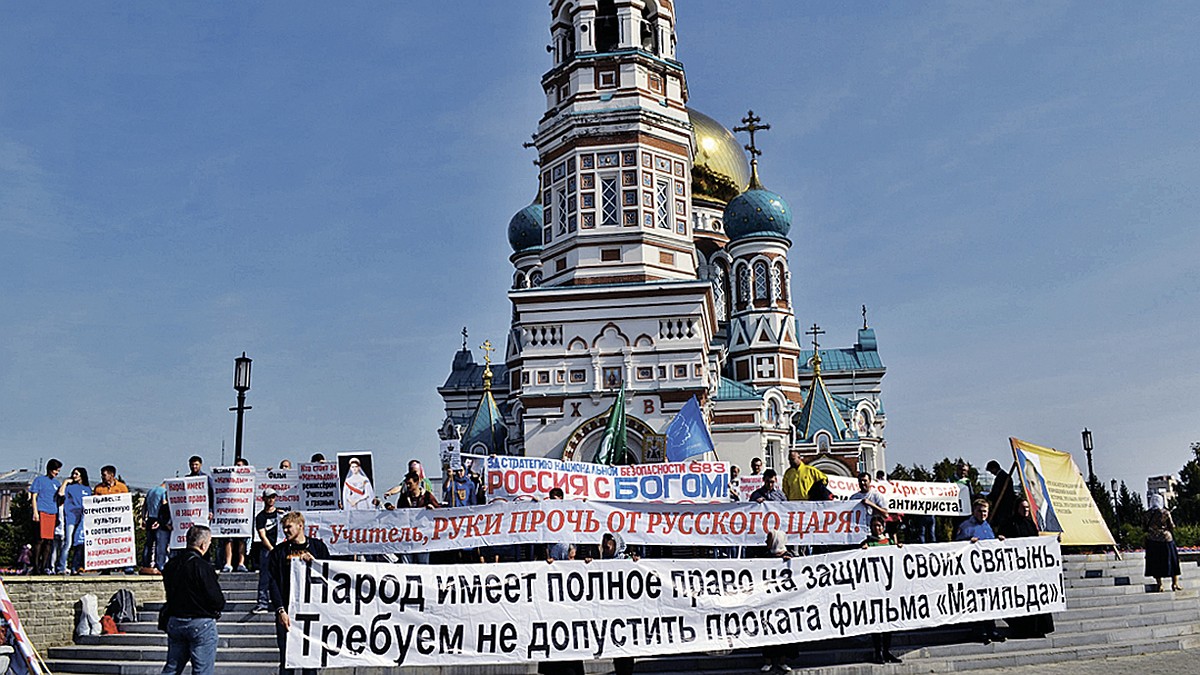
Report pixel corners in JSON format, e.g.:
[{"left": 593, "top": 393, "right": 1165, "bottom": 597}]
[
  {"left": 723, "top": 187, "right": 792, "bottom": 241},
  {"left": 507, "top": 203, "right": 544, "bottom": 253}
]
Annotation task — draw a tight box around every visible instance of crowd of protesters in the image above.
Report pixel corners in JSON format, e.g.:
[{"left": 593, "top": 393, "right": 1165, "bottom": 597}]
[{"left": 32, "top": 451, "right": 1166, "bottom": 674}]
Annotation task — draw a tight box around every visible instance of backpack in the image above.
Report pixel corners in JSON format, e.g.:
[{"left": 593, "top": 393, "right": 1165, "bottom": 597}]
[{"left": 105, "top": 589, "right": 137, "bottom": 624}]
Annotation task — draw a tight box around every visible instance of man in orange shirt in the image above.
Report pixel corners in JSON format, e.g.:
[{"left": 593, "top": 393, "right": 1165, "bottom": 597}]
[
  {"left": 93, "top": 465, "right": 129, "bottom": 495},
  {"left": 93, "top": 464, "right": 131, "bottom": 573}
]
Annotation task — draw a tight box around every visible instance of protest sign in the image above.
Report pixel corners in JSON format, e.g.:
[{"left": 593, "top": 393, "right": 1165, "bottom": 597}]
[
  {"left": 824, "top": 476, "right": 969, "bottom": 516},
  {"left": 338, "top": 452, "right": 377, "bottom": 511},
  {"left": 83, "top": 493, "right": 136, "bottom": 570},
  {"left": 737, "top": 475, "right": 763, "bottom": 501},
  {"left": 212, "top": 465, "right": 257, "bottom": 537},
  {"left": 485, "top": 456, "right": 729, "bottom": 503},
  {"left": 1011, "top": 438, "right": 1115, "bottom": 546},
  {"left": 301, "top": 462, "right": 340, "bottom": 511},
  {"left": 301, "top": 499, "right": 870, "bottom": 555},
  {"left": 285, "top": 536, "right": 1064, "bottom": 668},
  {"left": 440, "top": 440, "right": 462, "bottom": 471},
  {"left": 257, "top": 466, "right": 302, "bottom": 512},
  {"left": 165, "top": 477, "right": 210, "bottom": 549}
]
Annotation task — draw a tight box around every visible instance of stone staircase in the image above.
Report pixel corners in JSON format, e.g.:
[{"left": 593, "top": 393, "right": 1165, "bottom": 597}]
[{"left": 41, "top": 552, "right": 1200, "bottom": 674}]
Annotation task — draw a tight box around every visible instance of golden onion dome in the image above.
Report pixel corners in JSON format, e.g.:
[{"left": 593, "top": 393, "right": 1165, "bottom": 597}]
[{"left": 689, "top": 108, "right": 751, "bottom": 203}]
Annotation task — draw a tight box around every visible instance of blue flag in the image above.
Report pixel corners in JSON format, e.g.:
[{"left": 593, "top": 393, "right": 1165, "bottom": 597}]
[{"left": 665, "top": 396, "right": 715, "bottom": 462}]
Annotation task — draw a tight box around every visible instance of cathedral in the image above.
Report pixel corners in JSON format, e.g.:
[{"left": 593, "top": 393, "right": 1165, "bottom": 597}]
[{"left": 439, "top": 0, "right": 886, "bottom": 478}]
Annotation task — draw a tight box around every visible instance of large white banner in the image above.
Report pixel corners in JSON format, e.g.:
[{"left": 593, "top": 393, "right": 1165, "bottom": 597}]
[
  {"left": 825, "top": 477, "right": 969, "bottom": 516},
  {"left": 301, "top": 462, "right": 340, "bottom": 511},
  {"left": 301, "top": 500, "right": 870, "bottom": 554},
  {"left": 485, "top": 456, "right": 729, "bottom": 503},
  {"left": 257, "top": 466, "right": 302, "bottom": 513},
  {"left": 285, "top": 536, "right": 1064, "bottom": 668},
  {"left": 166, "top": 477, "right": 210, "bottom": 549},
  {"left": 83, "top": 493, "right": 136, "bottom": 570},
  {"left": 212, "top": 465, "right": 257, "bottom": 537}
]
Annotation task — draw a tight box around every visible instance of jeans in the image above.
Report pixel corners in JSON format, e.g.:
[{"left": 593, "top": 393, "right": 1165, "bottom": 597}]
[
  {"left": 58, "top": 522, "right": 81, "bottom": 573},
  {"left": 276, "top": 621, "right": 316, "bottom": 675},
  {"left": 162, "top": 617, "right": 217, "bottom": 675},
  {"left": 256, "top": 548, "right": 272, "bottom": 608},
  {"left": 143, "top": 525, "right": 168, "bottom": 568},
  {"left": 155, "top": 529, "right": 172, "bottom": 570}
]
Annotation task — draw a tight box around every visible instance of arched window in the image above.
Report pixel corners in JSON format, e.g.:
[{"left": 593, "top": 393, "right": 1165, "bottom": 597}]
[
  {"left": 640, "top": 6, "right": 659, "bottom": 53},
  {"left": 771, "top": 263, "right": 784, "bottom": 303},
  {"left": 753, "top": 261, "right": 769, "bottom": 301},
  {"left": 596, "top": 0, "right": 619, "bottom": 52},
  {"left": 737, "top": 265, "right": 750, "bottom": 307},
  {"left": 713, "top": 264, "right": 728, "bottom": 322}
]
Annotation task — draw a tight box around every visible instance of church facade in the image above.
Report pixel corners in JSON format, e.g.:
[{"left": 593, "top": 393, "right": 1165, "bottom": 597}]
[{"left": 439, "top": 0, "right": 887, "bottom": 478}]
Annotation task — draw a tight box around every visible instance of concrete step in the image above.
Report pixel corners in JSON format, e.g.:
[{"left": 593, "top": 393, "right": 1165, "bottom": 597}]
[
  {"left": 1057, "top": 596, "right": 1199, "bottom": 619},
  {"left": 42, "top": 659, "right": 538, "bottom": 675},
  {"left": 75, "top": 633, "right": 276, "bottom": 648},
  {"left": 1066, "top": 587, "right": 1198, "bottom": 606},
  {"left": 121, "top": 620, "right": 276, "bottom": 635},
  {"left": 46, "top": 645, "right": 277, "bottom": 663}
]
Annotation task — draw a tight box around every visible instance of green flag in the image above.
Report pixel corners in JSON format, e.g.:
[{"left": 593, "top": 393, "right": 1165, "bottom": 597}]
[{"left": 594, "top": 387, "right": 627, "bottom": 465}]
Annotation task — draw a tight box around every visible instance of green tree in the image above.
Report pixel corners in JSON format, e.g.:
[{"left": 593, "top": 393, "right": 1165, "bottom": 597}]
[
  {"left": 1173, "top": 441, "right": 1200, "bottom": 526},
  {"left": 1115, "top": 481, "right": 1145, "bottom": 525},
  {"left": 1087, "top": 477, "right": 1116, "bottom": 530},
  {"left": 0, "top": 490, "right": 36, "bottom": 566}
]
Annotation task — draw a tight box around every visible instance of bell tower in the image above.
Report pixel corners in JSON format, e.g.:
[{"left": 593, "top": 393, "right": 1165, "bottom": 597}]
[{"left": 535, "top": 0, "right": 695, "bottom": 286}]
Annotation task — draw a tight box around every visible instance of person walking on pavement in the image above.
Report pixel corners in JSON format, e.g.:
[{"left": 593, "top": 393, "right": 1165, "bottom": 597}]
[{"left": 160, "top": 525, "right": 224, "bottom": 675}]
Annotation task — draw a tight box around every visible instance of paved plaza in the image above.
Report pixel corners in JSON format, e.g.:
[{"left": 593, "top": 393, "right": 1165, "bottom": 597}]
[{"left": 969, "top": 647, "right": 1200, "bottom": 674}]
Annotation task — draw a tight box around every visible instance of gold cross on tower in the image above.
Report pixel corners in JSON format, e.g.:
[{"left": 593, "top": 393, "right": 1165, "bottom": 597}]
[
  {"left": 733, "top": 110, "right": 771, "bottom": 189},
  {"left": 805, "top": 323, "right": 826, "bottom": 375},
  {"left": 480, "top": 339, "right": 495, "bottom": 391}
]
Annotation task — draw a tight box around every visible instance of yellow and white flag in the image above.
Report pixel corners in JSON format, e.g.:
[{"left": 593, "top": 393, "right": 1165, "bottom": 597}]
[{"left": 1009, "top": 437, "right": 1115, "bottom": 546}]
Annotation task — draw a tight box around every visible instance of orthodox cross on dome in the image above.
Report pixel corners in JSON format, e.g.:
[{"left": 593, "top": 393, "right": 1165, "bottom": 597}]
[
  {"left": 805, "top": 323, "right": 825, "bottom": 375},
  {"left": 733, "top": 109, "right": 771, "bottom": 189},
  {"left": 480, "top": 339, "right": 495, "bottom": 390},
  {"left": 461, "top": 326, "right": 469, "bottom": 351},
  {"left": 862, "top": 304, "right": 868, "bottom": 330}
]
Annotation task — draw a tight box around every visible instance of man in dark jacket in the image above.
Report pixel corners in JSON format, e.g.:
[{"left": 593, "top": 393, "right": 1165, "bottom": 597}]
[
  {"left": 267, "top": 510, "right": 331, "bottom": 675},
  {"left": 160, "top": 525, "right": 224, "bottom": 675},
  {"left": 985, "top": 460, "right": 1017, "bottom": 530}
]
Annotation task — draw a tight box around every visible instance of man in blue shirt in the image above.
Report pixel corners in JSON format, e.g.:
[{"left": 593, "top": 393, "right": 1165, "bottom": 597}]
[
  {"left": 750, "top": 469, "right": 786, "bottom": 502},
  {"left": 29, "top": 459, "right": 62, "bottom": 574},
  {"left": 442, "top": 467, "right": 477, "bottom": 507},
  {"left": 955, "top": 498, "right": 1006, "bottom": 643}
]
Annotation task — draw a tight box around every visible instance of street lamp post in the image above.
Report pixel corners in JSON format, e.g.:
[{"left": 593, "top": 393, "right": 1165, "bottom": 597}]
[
  {"left": 1081, "top": 428, "right": 1095, "bottom": 486},
  {"left": 231, "top": 352, "right": 252, "bottom": 464},
  {"left": 1111, "top": 478, "right": 1120, "bottom": 536}
]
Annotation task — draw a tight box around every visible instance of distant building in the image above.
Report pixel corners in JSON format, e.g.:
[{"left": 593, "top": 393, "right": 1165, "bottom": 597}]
[
  {"left": 436, "top": 2, "right": 887, "bottom": 477},
  {"left": 0, "top": 468, "right": 40, "bottom": 521},
  {"left": 1147, "top": 474, "right": 1178, "bottom": 504}
]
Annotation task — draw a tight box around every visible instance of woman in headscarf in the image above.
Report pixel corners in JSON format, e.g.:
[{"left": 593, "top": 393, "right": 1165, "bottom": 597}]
[
  {"left": 998, "top": 498, "right": 1056, "bottom": 638},
  {"left": 1145, "top": 492, "right": 1182, "bottom": 592}
]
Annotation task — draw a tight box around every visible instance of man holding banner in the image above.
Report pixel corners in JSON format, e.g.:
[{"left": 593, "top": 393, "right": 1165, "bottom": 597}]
[{"left": 267, "top": 511, "right": 329, "bottom": 675}]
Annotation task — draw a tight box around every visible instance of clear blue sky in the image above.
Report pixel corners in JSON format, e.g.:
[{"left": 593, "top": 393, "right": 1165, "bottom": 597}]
[{"left": 2, "top": 2, "right": 1198, "bottom": 498}]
